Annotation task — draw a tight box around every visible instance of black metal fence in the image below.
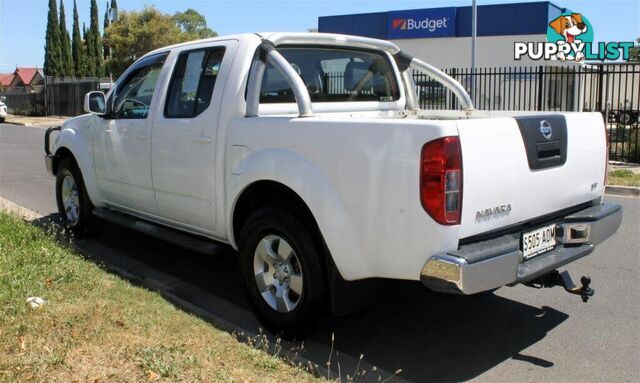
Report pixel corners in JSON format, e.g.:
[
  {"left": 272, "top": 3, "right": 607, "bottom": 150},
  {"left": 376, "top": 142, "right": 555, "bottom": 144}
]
[
  {"left": 0, "top": 92, "right": 45, "bottom": 116},
  {"left": 44, "top": 76, "right": 109, "bottom": 116},
  {"left": 411, "top": 64, "right": 639, "bottom": 112},
  {"left": 412, "top": 64, "right": 639, "bottom": 163},
  {"left": 0, "top": 76, "right": 108, "bottom": 117}
]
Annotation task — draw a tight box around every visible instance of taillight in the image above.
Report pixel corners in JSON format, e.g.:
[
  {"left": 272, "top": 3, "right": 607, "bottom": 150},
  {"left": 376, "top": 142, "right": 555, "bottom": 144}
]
[{"left": 420, "top": 136, "right": 463, "bottom": 225}]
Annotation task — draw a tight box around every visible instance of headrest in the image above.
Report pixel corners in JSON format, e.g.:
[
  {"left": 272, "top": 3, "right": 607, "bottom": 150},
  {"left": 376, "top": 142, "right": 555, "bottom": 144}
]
[
  {"left": 262, "top": 65, "right": 290, "bottom": 93},
  {"left": 344, "top": 61, "right": 373, "bottom": 91}
]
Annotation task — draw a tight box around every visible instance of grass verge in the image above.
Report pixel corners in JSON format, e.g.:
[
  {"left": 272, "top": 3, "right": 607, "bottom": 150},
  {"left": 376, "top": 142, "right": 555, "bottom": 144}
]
[
  {"left": 608, "top": 169, "right": 640, "bottom": 187},
  {"left": 0, "top": 212, "right": 320, "bottom": 382}
]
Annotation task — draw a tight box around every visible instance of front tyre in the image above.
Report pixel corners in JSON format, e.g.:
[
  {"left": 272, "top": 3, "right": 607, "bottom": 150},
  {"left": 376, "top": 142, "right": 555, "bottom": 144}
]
[
  {"left": 55, "top": 158, "right": 101, "bottom": 236},
  {"left": 239, "top": 207, "right": 326, "bottom": 338}
]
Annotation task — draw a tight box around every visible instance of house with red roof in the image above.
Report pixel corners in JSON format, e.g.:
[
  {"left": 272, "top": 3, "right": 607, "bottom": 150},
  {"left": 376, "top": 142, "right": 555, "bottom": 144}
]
[
  {"left": 0, "top": 73, "right": 15, "bottom": 90},
  {"left": 0, "top": 67, "right": 45, "bottom": 93}
]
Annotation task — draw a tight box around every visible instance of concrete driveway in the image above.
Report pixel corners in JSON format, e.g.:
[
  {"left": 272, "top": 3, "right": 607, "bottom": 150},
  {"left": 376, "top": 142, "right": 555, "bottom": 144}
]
[{"left": 1, "top": 123, "right": 638, "bottom": 382}]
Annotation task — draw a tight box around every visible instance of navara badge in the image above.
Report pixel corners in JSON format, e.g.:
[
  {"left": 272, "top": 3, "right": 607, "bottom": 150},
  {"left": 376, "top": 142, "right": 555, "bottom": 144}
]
[{"left": 475, "top": 204, "right": 512, "bottom": 223}]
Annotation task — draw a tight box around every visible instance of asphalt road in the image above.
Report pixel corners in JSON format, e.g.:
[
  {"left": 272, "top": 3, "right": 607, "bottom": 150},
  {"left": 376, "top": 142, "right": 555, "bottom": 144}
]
[{"left": 1, "top": 123, "right": 639, "bottom": 382}]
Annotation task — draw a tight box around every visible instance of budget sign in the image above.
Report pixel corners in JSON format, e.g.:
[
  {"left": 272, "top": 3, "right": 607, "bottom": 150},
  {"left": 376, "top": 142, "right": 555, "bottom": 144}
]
[{"left": 388, "top": 7, "right": 456, "bottom": 39}]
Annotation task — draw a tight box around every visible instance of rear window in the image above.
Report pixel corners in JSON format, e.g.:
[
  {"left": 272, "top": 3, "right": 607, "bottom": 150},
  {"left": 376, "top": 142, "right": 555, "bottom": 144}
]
[
  {"left": 165, "top": 47, "right": 226, "bottom": 118},
  {"left": 259, "top": 46, "right": 400, "bottom": 103}
]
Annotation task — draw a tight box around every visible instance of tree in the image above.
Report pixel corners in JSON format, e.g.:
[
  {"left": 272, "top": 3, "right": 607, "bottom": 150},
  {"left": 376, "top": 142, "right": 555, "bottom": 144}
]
[
  {"left": 44, "top": 0, "right": 62, "bottom": 76},
  {"left": 85, "top": 24, "right": 96, "bottom": 76},
  {"left": 628, "top": 37, "right": 640, "bottom": 62},
  {"left": 172, "top": 8, "right": 217, "bottom": 40},
  {"left": 104, "top": 6, "right": 190, "bottom": 77},
  {"left": 59, "top": 0, "right": 74, "bottom": 76},
  {"left": 72, "top": 0, "right": 86, "bottom": 77},
  {"left": 89, "top": 0, "right": 104, "bottom": 77},
  {"left": 103, "top": 1, "right": 111, "bottom": 59},
  {"left": 102, "top": 0, "right": 118, "bottom": 63}
]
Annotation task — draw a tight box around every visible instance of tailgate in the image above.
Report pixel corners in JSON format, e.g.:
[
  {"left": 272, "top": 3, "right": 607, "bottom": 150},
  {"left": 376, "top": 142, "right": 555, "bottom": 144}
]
[{"left": 457, "top": 112, "right": 606, "bottom": 239}]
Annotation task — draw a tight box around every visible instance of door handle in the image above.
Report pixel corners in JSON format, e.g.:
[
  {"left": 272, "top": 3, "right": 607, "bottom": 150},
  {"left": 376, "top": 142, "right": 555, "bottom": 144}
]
[
  {"left": 192, "top": 135, "right": 213, "bottom": 144},
  {"left": 136, "top": 133, "right": 150, "bottom": 141}
]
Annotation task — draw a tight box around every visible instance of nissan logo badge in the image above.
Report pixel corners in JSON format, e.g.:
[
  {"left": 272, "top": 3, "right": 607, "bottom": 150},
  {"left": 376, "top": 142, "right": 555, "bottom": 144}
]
[{"left": 540, "top": 120, "right": 552, "bottom": 139}]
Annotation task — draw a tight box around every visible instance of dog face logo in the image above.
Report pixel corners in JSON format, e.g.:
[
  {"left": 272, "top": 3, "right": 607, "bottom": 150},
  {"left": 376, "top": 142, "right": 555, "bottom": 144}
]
[
  {"left": 547, "top": 13, "right": 592, "bottom": 62},
  {"left": 392, "top": 19, "right": 407, "bottom": 30},
  {"left": 549, "top": 13, "right": 588, "bottom": 44}
]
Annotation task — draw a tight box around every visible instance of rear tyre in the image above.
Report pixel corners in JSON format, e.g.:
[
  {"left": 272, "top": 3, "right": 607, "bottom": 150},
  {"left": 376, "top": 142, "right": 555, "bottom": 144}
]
[
  {"left": 55, "top": 157, "right": 101, "bottom": 236},
  {"left": 238, "top": 207, "right": 326, "bottom": 339}
]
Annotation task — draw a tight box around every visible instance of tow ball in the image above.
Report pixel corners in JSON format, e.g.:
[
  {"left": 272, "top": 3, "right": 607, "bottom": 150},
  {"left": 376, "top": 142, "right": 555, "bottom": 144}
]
[{"left": 525, "top": 270, "right": 594, "bottom": 302}]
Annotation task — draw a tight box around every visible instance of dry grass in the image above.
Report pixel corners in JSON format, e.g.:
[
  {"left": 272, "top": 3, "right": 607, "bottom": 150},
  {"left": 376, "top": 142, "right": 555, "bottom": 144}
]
[
  {"left": 608, "top": 169, "right": 640, "bottom": 187},
  {"left": 0, "top": 212, "right": 321, "bottom": 382}
]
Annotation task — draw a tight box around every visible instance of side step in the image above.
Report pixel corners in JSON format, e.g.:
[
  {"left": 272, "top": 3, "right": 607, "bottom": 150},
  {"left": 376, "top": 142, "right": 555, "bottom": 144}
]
[{"left": 92, "top": 208, "right": 229, "bottom": 256}]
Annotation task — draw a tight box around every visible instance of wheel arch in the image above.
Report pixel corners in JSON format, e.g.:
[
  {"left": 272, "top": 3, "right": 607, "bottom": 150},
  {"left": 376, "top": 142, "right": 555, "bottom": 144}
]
[
  {"left": 52, "top": 146, "right": 74, "bottom": 176},
  {"left": 52, "top": 126, "right": 103, "bottom": 207},
  {"left": 227, "top": 148, "right": 371, "bottom": 281},
  {"left": 231, "top": 180, "right": 321, "bottom": 249},
  {"left": 231, "top": 178, "right": 377, "bottom": 316}
]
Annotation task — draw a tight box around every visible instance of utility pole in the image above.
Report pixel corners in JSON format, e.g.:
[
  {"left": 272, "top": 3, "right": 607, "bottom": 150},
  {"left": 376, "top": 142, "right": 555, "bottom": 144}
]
[{"left": 471, "top": 0, "right": 477, "bottom": 102}]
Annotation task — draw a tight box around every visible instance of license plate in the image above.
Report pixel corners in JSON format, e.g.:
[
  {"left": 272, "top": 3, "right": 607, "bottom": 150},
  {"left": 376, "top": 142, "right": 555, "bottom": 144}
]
[{"left": 522, "top": 224, "right": 557, "bottom": 259}]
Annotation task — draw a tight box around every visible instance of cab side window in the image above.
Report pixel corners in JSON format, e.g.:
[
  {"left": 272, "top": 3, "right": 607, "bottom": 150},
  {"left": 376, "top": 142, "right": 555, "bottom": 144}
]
[
  {"left": 111, "top": 52, "right": 168, "bottom": 119},
  {"left": 165, "top": 47, "right": 226, "bottom": 118}
]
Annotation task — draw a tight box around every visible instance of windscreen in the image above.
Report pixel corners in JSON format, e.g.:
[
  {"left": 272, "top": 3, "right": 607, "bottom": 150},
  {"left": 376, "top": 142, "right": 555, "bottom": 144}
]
[{"left": 260, "top": 46, "right": 400, "bottom": 103}]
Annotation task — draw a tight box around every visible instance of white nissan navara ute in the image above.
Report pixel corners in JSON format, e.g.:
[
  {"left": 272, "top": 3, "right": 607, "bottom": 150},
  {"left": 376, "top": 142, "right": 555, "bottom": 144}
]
[{"left": 44, "top": 32, "right": 622, "bottom": 336}]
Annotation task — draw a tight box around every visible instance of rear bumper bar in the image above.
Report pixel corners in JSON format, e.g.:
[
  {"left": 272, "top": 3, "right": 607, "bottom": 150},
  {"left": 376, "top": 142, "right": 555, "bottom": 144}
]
[{"left": 421, "top": 203, "right": 623, "bottom": 295}]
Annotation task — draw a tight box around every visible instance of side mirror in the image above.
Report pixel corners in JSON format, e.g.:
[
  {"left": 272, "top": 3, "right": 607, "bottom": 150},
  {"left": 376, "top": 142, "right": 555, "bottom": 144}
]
[{"left": 84, "top": 91, "right": 106, "bottom": 115}]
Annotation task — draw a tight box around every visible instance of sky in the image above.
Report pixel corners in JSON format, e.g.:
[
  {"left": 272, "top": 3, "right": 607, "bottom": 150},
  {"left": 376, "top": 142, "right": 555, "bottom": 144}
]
[{"left": 0, "top": 0, "right": 638, "bottom": 70}]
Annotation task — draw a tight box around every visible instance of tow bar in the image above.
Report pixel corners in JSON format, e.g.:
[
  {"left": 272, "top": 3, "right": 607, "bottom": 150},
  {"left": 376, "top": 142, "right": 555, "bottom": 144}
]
[{"left": 525, "top": 270, "right": 594, "bottom": 302}]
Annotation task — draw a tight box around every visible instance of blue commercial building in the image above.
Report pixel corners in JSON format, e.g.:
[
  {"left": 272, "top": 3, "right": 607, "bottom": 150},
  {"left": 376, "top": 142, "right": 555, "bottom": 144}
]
[{"left": 318, "top": 1, "right": 572, "bottom": 67}]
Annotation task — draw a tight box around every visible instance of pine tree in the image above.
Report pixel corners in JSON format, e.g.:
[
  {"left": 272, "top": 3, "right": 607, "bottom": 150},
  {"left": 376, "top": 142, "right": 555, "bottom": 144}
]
[
  {"left": 103, "top": 1, "right": 110, "bottom": 59},
  {"left": 89, "top": 0, "right": 104, "bottom": 77},
  {"left": 71, "top": 0, "right": 86, "bottom": 77},
  {"left": 59, "top": 0, "right": 74, "bottom": 76},
  {"left": 83, "top": 23, "right": 90, "bottom": 76},
  {"left": 85, "top": 24, "right": 96, "bottom": 76},
  {"left": 44, "top": 0, "right": 62, "bottom": 76}
]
